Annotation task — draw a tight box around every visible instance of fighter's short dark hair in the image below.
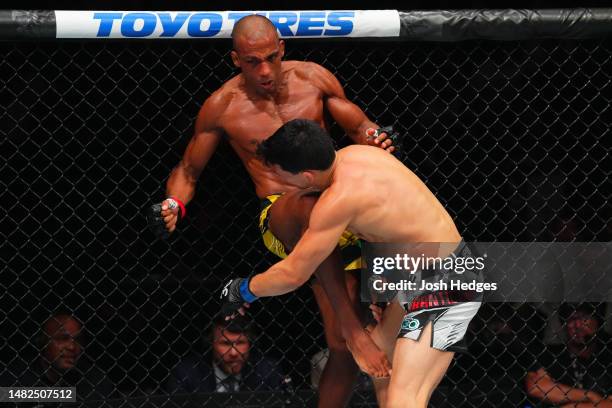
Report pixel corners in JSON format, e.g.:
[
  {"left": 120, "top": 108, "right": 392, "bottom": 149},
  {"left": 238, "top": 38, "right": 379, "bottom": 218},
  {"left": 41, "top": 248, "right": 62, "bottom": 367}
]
[{"left": 256, "top": 119, "right": 335, "bottom": 174}]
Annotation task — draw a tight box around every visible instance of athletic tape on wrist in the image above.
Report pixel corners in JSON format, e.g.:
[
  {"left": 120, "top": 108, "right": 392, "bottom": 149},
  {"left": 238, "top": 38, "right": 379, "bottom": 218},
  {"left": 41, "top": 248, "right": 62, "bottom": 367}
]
[
  {"left": 239, "top": 278, "right": 258, "bottom": 303},
  {"left": 167, "top": 196, "right": 186, "bottom": 218}
]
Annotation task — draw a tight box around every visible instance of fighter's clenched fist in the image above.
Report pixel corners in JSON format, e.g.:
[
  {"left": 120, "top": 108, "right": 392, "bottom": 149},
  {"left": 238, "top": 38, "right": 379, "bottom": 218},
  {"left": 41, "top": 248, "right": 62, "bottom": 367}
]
[{"left": 147, "top": 197, "right": 186, "bottom": 238}]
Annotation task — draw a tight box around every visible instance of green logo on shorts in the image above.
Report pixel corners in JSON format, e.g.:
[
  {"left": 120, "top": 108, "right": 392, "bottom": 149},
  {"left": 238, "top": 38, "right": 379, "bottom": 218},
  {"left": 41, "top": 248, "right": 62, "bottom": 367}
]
[{"left": 401, "top": 317, "right": 420, "bottom": 331}]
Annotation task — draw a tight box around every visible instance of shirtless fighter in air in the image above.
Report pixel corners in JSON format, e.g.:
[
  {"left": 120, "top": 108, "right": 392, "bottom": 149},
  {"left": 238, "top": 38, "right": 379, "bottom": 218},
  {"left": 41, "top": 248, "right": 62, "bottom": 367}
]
[
  {"left": 148, "top": 15, "right": 395, "bottom": 405},
  {"left": 220, "top": 119, "right": 483, "bottom": 408}
]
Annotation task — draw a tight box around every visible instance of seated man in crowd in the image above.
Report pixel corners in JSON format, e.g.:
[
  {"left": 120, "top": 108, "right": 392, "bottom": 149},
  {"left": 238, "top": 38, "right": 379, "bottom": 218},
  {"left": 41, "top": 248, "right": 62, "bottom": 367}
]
[
  {"left": 450, "top": 303, "right": 546, "bottom": 405},
  {"left": 525, "top": 304, "right": 612, "bottom": 407},
  {"left": 1, "top": 312, "right": 113, "bottom": 401},
  {"left": 166, "top": 315, "right": 285, "bottom": 393}
]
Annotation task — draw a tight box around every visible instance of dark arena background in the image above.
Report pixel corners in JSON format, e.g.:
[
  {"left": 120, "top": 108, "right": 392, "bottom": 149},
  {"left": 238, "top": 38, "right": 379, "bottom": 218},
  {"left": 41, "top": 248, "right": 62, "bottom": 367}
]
[{"left": 1, "top": 6, "right": 611, "bottom": 408}]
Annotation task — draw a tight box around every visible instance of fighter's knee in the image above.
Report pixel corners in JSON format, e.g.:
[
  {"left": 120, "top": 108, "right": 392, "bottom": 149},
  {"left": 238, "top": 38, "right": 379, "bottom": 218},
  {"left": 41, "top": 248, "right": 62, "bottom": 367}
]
[
  {"left": 295, "top": 193, "right": 318, "bottom": 217},
  {"left": 268, "top": 192, "right": 319, "bottom": 249},
  {"left": 285, "top": 193, "right": 317, "bottom": 231}
]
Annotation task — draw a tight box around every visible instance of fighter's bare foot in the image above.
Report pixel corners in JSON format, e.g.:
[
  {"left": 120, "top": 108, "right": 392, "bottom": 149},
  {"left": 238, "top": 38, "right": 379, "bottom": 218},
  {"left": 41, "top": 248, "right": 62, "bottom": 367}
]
[{"left": 345, "top": 329, "right": 392, "bottom": 378}]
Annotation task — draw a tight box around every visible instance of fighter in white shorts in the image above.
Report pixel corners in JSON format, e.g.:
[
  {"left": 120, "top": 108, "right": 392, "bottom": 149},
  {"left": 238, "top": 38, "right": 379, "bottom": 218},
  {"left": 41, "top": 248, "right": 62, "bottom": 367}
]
[
  {"left": 394, "top": 241, "right": 483, "bottom": 352},
  {"left": 220, "top": 119, "right": 483, "bottom": 407}
]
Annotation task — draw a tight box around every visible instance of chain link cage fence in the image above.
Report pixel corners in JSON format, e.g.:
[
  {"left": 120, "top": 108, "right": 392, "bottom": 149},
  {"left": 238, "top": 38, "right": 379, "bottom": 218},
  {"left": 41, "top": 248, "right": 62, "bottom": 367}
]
[{"left": 1, "top": 10, "right": 611, "bottom": 408}]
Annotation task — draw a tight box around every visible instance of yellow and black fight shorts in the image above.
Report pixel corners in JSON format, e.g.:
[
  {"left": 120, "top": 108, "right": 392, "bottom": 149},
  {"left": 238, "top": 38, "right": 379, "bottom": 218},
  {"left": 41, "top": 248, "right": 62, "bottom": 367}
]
[{"left": 259, "top": 194, "right": 362, "bottom": 270}]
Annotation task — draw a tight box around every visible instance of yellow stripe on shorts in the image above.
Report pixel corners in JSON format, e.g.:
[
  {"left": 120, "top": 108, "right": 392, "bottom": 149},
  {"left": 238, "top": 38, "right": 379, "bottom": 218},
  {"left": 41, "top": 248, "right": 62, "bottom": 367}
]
[{"left": 259, "top": 194, "right": 362, "bottom": 270}]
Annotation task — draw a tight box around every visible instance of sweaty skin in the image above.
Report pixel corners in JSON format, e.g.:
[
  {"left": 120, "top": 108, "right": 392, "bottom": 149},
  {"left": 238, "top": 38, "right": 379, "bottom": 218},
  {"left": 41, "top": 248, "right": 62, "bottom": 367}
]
[
  {"left": 249, "top": 145, "right": 462, "bottom": 297},
  {"left": 248, "top": 145, "right": 463, "bottom": 407},
  {"left": 165, "top": 59, "right": 389, "bottom": 201},
  {"left": 161, "top": 16, "right": 394, "bottom": 384}
]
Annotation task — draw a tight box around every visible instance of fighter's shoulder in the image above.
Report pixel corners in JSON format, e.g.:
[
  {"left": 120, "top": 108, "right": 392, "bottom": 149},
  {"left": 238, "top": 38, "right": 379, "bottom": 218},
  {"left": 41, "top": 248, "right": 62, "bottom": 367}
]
[
  {"left": 198, "top": 77, "right": 241, "bottom": 122},
  {"left": 334, "top": 147, "right": 374, "bottom": 188},
  {"left": 207, "top": 76, "right": 242, "bottom": 109},
  {"left": 289, "top": 61, "right": 338, "bottom": 88},
  {"left": 287, "top": 60, "right": 324, "bottom": 76},
  {"left": 312, "top": 182, "right": 355, "bottom": 223}
]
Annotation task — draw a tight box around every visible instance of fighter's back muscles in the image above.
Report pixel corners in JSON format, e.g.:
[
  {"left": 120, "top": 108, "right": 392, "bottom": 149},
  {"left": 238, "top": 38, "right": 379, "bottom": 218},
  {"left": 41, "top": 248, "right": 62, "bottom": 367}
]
[{"left": 249, "top": 185, "right": 355, "bottom": 296}]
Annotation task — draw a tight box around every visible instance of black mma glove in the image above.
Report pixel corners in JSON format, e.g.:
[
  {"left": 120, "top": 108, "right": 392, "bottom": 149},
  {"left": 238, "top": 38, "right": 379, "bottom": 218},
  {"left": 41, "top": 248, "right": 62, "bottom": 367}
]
[
  {"left": 368, "top": 125, "right": 405, "bottom": 158},
  {"left": 219, "top": 278, "right": 258, "bottom": 318}
]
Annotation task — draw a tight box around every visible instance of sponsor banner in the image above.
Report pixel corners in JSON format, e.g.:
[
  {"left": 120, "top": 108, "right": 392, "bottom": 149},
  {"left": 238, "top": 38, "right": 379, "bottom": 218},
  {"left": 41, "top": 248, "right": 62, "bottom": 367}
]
[
  {"left": 361, "top": 242, "right": 612, "bottom": 303},
  {"left": 55, "top": 10, "right": 400, "bottom": 39}
]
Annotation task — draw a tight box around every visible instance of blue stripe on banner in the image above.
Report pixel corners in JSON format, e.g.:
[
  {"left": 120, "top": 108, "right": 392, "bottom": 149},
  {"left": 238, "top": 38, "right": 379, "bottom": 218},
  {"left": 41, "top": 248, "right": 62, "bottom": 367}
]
[{"left": 53, "top": 10, "right": 400, "bottom": 39}]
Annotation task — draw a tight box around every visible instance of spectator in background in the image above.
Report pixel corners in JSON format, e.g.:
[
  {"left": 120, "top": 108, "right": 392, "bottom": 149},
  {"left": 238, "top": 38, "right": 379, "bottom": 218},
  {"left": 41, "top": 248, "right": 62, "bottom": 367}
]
[
  {"left": 166, "top": 315, "right": 285, "bottom": 393},
  {"left": 449, "top": 303, "right": 545, "bottom": 405},
  {"left": 1, "top": 313, "right": 113, "bottom": 400},
  {"left": 525, "top": 304, "right": 612, "bottom": 407},
  {"left": 538, "top": 212, "right": 580, "bottom": 346}
]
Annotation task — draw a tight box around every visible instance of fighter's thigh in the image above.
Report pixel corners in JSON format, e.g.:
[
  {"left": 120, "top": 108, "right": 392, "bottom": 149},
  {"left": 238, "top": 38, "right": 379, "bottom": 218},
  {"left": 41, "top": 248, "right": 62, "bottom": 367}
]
[
  {"left": 388, "top": 322, "right": 454, "bottom": 400},
  {"left": 267, "top": 191, "right": 318, "bottom": 249}
]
